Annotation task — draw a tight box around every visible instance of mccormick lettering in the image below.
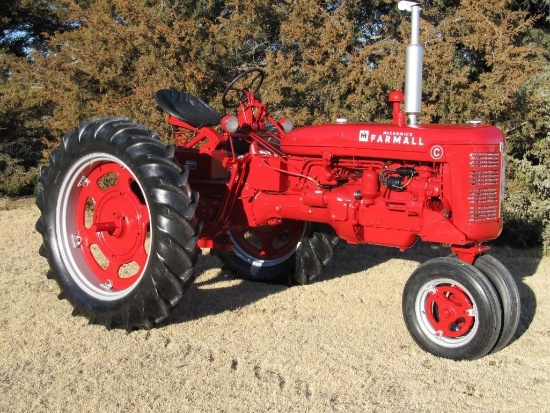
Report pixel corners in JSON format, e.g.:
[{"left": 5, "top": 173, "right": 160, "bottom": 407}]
[{"left": 358, "top": 130, "right": 424, "bottom": 146}]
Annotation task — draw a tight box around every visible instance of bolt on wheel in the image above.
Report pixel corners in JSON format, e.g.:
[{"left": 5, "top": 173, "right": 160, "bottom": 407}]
[
  {"left": 218, "top": 221, "right": 339, "bottom": 285},
  {"left": 57, "top": 154, "right": 151, "bottom": 300},
  {"left": 415, "top": 278, "right": 478, "bottom": 347},
  {"left": 36, "top": 117, "right": 200, "bottom": 329},
  {"left": 219, "top": 220, "right": 307, "bottom": 282},
  {"left": 403, "top": 257, "right": 502, "bottom": 360},
  {"left": 230, "top": 220, "right": 306, "bottom": 267}
]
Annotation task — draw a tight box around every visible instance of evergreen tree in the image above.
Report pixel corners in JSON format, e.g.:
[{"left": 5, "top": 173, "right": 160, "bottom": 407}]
[
  {"left": 0, "top": 0, "right": 71, "bottom": 195},
  {"left": 1, "top": 0, "right": 549, "bottom": 251}
]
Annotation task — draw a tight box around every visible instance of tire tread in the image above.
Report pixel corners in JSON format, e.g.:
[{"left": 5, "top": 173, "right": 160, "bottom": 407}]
[{"left": 36, "top": 116, "right": 200, "bottom": 330}]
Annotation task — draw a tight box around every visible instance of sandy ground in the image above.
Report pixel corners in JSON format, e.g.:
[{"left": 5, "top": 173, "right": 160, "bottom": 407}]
[{"left": 1, "top": 198, "right": 549, "bottom": 412}]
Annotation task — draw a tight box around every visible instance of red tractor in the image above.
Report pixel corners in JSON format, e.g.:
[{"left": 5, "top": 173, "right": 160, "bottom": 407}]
[{"left": 36, "top": 2, "right": 520, "bottom": 360}]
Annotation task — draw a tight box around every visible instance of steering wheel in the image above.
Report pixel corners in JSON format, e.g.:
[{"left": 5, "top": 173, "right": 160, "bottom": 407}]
[{"left": 222, "top": 68, "right": 265, "bottom": 109}]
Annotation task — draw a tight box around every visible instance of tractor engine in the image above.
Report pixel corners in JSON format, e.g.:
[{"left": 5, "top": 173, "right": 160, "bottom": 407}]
[
  {"left": 237, "top": 0, "right": 505, "bottom": 261},
  {"left": 240, "top": 119, "right": 505, "bottom": 258}
]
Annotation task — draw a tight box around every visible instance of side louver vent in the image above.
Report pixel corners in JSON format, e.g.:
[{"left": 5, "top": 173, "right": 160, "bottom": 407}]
[{"left": 468, "top": 153, "right": 501, "bottom": 222}]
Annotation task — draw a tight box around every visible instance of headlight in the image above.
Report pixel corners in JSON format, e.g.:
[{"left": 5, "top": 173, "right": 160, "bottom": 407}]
[
  {"left": 221, "top": 115, "right": 239, "bottom": 133},
  {"left": 278, "top": 117, "right": 293, "bottom": 133}
]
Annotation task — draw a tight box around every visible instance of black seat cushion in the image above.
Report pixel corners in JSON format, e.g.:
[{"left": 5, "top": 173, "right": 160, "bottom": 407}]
[{"left": 154, "top": 89, "right": 221, "bottom": 127}]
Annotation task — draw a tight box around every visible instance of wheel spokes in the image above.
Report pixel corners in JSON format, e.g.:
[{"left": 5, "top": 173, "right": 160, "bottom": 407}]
[
  {"left": 72, "top": 161, "right": 150, "bottom": 292},
  {"left": 232, "top": 221, "right": 304, "bottom": 261}
]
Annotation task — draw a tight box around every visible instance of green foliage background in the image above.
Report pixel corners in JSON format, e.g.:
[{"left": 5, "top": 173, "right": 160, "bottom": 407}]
[{"left": 2, "top": 0, "right": 549, "bottom": 252}]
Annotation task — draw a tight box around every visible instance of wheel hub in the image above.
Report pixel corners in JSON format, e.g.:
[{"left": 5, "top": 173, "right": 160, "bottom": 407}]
[
  {"left": 93, "top": 188, "right": 148, "bottom": 263},
  {"left": 425, "top": 284, "right": 475, "bottom": 339},
  {"left": 58, "top": 155, "right": 151, "bottom": 298}
]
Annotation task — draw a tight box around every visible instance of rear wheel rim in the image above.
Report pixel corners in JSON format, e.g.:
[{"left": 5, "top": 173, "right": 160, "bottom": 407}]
[
  {"left": 229, "top": 220, "right": 306, "bottom": 267},
  {"left": 415, "top": 278, "right": 478, "bottom": 347},
  {"left": 56, "top": 153, "right": 151, "bottom": 301}
]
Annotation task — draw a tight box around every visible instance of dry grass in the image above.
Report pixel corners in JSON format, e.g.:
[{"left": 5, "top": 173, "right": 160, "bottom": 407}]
[{"left": 0, "top": 199, "right": 548, "bottom": 412}]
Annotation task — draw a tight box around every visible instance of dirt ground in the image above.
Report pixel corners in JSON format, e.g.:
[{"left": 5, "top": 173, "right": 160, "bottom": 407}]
[{"left": 1, "top": 198, "right": 548, "bottom": 412}]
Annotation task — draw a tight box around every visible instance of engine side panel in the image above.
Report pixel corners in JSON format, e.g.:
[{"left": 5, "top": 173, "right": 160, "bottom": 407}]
[{"left": 243, "top": 128, "right": 504, "bottom": 249}]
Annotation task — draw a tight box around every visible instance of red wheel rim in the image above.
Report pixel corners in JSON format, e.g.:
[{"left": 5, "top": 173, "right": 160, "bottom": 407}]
[
  {"left": 424, "top": 284, "right": 475, "bottom": 339},
  {"left": 57, "top": 154, "right": 151, "bottom": 299},
  {"left": 75, "top": 162, "right": 150, "bottom": 290},
  {"left": 230, "top": 220, "right": 306, "bottom": 263},
  {"left": 415, "top": 278, "right": 480, "bottom": 347}
]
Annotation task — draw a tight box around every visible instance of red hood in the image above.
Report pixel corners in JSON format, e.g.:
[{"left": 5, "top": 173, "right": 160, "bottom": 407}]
[{"left": 281, "top": 122, "right": 504, "bottom": 161}]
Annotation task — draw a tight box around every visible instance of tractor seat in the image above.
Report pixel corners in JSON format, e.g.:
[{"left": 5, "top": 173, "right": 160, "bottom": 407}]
[{"left": 154, "top": 89, "right": 221, "bottom": 128}]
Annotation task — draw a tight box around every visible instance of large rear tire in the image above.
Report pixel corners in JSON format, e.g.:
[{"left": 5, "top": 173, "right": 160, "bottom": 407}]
[
  {"left": 36, "top": 117, "right": 201, "bottom": 330},
  {"left": 402, "top": 257, "right": 502, "bottom": 360},
  {"left": 218, "top": 222, "right": 339, "bottom": 285}
]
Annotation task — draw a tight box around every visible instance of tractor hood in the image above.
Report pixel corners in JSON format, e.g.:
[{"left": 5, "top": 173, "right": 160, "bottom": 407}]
[{"left": 280, "top": 123, "right": 504, "bottom": 162}]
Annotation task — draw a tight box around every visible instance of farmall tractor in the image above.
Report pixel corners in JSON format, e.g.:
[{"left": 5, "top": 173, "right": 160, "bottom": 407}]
[{"left": 36, "top": 2, "right": 520, "bottom": 360}]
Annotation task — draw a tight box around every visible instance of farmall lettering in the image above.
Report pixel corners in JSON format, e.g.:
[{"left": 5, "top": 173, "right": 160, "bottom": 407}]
[{"left": 359, "top": 129, "right": 425, "bottom": 146}]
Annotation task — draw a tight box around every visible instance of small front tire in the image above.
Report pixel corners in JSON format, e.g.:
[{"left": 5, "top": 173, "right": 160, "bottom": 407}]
[
  {"left": 474, "top": 254, "right": 520, "bottom": 354},
  {"left": 403, "top": 257, "right": 502, "bottom": 360}
]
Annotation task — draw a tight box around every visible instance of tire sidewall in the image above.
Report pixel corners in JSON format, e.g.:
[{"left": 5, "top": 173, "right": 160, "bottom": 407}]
[
  {"left": 220, "top": 250, "right": 297, "bottom": 282},
  {"left": 219, "top": 222, "right": 339, "bottom": 284},
  {"left": 43, "top": 137, "right": 159, "bottom": 314},
  {"left": 474, "top": 254, "right": 521, "bottom": 353},
  {"left": 218, "top": 218, "right": 310, "bottom": 282},
  {"left": 403, "top": 258, "right": 501, "bottom": 360}
]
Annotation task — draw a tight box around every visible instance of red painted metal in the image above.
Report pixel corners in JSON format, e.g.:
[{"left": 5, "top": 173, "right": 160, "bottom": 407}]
[
  {"left": 425, "top": 284, "right": 475, "bottom": 338},
  {"left": 167, "top": 115, "right": 226, "bottom": 151},
  {"left": 75, "top": 162, "right": 149, "bottom": 290},
  {"left": 164, "top": 80, "right": 504, "bottom": 264},
  {"left": 388, "top": 90, "right": 406, "bottom": 126},
  {"left": 451, "top": 244, "right": 492, "bottom": 265}
]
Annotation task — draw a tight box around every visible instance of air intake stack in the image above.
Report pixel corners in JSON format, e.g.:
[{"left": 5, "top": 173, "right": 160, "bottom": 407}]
[{"left": 398, "top": 1, "right": 423, "bottom": 125}]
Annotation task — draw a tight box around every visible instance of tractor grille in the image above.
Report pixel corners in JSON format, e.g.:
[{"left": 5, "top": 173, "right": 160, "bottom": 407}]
[{"left": 468, "top": 153, "right": 501, "bottom": 222}]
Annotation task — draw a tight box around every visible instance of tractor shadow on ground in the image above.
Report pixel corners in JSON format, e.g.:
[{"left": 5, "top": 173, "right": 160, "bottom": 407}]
[
  {"left": 163, "top": 241, "right": 539, "bottom": 344},
  {"left": 163, "top": 252, "right": 289, "bottom": 325}
]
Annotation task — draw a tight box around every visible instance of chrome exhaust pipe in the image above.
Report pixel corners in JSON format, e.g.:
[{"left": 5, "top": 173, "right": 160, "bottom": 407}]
[{"left": 398, "top": 1, "right": 423, "bottom": 125}]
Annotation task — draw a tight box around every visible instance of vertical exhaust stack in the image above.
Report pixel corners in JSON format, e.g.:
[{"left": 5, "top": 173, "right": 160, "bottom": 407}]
[{"left": 398, "top": 1, "right": 423, "bottom": 125}]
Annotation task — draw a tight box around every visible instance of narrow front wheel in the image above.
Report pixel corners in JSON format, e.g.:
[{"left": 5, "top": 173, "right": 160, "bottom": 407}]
[
  {"left": 474, "top": 254, "right": 521, "bottom": 354},
  {"left": 402, "top": 257, "right": 502, "bottom": 360}
]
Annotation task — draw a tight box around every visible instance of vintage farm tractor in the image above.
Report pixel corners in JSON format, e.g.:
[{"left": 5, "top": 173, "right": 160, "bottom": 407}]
[{"left": 36, "top": 2, "right": 520, "bottom": 360}]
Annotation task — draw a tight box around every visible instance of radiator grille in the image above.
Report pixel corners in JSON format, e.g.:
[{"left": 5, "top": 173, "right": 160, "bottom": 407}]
[{"left": 468, "top": 152, "right": 501, "bottom": 222}]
